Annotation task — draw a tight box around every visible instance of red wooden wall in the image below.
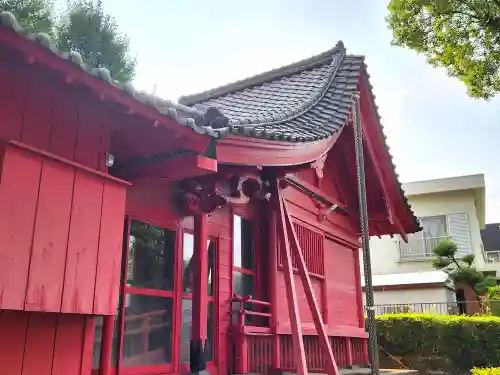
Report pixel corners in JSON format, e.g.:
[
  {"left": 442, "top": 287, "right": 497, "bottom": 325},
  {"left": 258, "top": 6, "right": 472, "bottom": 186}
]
[
  {"left": 0, "top": 58, "right": 127, "bottom": 315},
  {"left": 0, "top": 310, "right": 94, "bottom": 375}
]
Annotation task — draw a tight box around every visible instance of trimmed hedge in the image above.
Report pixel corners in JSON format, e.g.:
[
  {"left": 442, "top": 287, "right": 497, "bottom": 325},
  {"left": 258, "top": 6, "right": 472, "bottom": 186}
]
[
  {"left": 376, "top": 314, "right": 500, "bottom": 373},
  {"left": 472, "top": 369, "right": 500, "bottom": 375}
]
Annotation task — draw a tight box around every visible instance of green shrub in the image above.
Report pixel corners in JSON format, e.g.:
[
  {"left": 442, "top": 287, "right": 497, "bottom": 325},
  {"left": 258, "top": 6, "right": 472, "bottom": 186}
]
[
  {"left": 472, "top": 368, "right": 500, "bottom": 375},
  {"left": 376, "top": 314, "right": 500, "bottom": 373}
]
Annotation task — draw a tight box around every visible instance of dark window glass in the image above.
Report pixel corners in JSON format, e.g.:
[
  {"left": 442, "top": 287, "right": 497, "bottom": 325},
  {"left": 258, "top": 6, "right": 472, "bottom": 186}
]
[
  {"left": 179, "top": 299, "right": 214, "bottom": 364},
  {"left": 122, "top": 294, "right": 174, "bottom": 368},
  {"left": 232, "top": 271, "right": 254, "bottom": 297},
  {"left": 127, "top": 221, "right": 176, "bottom": 291},
  {"left": 233, "top": 215, "right": 254, "bottom": 269},
  {"left": 182, "top": 233, "right": 215, "bottom": 296}
]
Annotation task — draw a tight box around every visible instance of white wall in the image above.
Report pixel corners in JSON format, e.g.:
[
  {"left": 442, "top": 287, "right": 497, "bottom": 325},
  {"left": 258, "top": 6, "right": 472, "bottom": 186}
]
[
  {"left": 362, "top": 190, "right": 485, "bottom": 275},
  {"left": 363, "top": 287, "right": 457, "bottom": 314}
]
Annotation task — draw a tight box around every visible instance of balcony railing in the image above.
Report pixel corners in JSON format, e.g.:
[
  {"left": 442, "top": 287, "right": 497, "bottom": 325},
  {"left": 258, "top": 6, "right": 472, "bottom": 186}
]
[
  {"left": 398, "top": 235, "right": 449, "bottom": 261},
  {"left": 370, "top": 301, "right": 483, "bottom": 316},
  {"left": 485, "top": 250, "right": 500, "bottom": 263}
]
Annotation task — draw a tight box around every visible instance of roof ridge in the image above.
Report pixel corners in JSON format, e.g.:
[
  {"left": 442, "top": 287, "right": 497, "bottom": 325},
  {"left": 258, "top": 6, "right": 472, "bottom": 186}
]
[{"left": 179, "top": 41, "right": 346, "bottom": 105}]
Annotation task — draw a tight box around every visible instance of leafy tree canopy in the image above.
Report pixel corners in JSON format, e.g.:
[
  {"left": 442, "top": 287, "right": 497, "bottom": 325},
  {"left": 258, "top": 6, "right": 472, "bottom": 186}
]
[
  {"left": 0, "top": 0, "right": 54, "bottom": 35},
  {"left": 57, "top": 0, "right": 136, "bottom": 83},
  {"left": 387, "top": 0, "right": 500, "bottom": 99},
  {"left": 432, "top": 239, "right": 496, "bottom": 295},
  {"left": 1, "top": 0, "right": 136, "bottom": 83}
]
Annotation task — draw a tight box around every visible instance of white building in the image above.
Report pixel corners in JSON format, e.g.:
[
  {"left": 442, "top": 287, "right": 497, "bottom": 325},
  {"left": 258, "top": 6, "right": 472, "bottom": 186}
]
[{"left": 361, "top": 174, "right": 495, "bottom": 313}]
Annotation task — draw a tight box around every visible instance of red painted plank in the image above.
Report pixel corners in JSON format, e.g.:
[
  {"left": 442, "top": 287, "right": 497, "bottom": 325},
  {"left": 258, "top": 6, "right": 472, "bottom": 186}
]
[
  {"left": 0, "top": 311, "right": 28, "bottom": 375},
  {"left": 49, "top": 91, "right": 79, "bottom": 161},
  {"left": 62, "top": 171, "right": 104, "bottom": 314},
  {"left": 93, "top": 183, "right": 126, "bottom": 314},
  {"left": 0, "top": 148, "right": 42, "bottom": 310},
  {"left": 99, "top": 123, "right": 110, "bottom": 172},
  {"left": 52, "top": 314, "right": 85, "bottom": 375},
  {"left": 75, "top": 105, "right": 102, "bottom": 169},
  {"left": 21, "top": 81, "right": 55, "bottom": 151},
  {"left": 0, "top": 62, "right": 28, "bottom": 141},
  {"left": 25, "top": 160, "right": 74, "bottom": 312},
  {"left": 22, "top": 313, "right": 57, "bottom": 375}
]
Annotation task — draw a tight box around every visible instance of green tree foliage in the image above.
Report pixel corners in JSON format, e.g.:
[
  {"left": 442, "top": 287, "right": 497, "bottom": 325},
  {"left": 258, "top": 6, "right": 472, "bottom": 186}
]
[
  {"left": 0, "top": 0, "right": 54, "bottom": 35},
  {"left": 432, "top": 239, "right": 496, "bottom": 295},
  {"left": 57, "top": 0, "right": 136, "bottom": 83},
  {"left": 1, "top": 0, "right": 136, "bottom": 83},
  {"left": 386, "top": 0, "right": 500, "bottom": 99}
]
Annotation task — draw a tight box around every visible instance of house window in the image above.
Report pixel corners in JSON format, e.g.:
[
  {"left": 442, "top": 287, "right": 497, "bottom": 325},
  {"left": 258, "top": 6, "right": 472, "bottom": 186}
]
[
  {"left": 180, "top": 232, "right": 216, "bottom": 364},
  {"left": 421, "top": 216, "right": 447, "bottom": 239},
  {"left": 400, "top": 213, "right": 472, "bottom": 261}
]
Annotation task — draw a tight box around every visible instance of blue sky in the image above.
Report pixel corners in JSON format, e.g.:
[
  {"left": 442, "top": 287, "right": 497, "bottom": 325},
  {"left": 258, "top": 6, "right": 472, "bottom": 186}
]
[{"left": 57, "top": 0, "right": 500, "bottom": 223}]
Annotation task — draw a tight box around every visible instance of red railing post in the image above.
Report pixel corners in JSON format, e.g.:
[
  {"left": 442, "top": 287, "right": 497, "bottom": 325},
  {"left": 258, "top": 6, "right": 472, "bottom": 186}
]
[{"left": 345, "top": 337, "right": 353, "bottom": 368}]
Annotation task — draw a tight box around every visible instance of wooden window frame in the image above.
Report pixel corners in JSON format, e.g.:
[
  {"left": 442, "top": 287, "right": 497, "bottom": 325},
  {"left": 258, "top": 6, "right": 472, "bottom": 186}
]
[{"left": 231, "top": 211, "right": 259, "bottom": 299}]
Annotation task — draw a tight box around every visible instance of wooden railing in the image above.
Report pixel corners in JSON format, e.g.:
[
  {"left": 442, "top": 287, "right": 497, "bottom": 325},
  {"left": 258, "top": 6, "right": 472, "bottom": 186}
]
[{"left": 230, "top": 296, "right": 369, "bottom": 374}]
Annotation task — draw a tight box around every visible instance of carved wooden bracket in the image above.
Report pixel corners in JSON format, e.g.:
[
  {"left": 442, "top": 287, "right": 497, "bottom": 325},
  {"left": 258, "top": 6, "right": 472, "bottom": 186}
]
[
  {"left": 177, "top": 173, "right": 272, "bottom": 216},
  {"left": 310, "top": 153, "right": 327, "bottom": 179}
]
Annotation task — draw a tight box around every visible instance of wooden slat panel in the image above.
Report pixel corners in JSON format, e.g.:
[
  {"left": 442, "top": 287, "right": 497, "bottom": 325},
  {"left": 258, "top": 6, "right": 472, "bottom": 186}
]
[
  {"left": 52, "top": 315, "right": 85, "bottom": 375},
  {"left": 93, "top": 183, "right": 126, "bottom": 314},
  {"left": 0, "top": 311, "right": 28, "bottom": 375},
  {"left": 22, "top": 313, "right": 57, "bottom": 375},
  {"left": 25, "top": 160, "right": 74, "bottom": 312},
  {"left": 0, "top": 63, "right": 27, "bottom": 141},
  {"left": 0, "top": 148, "right": 42, "bottom": 310},
  {"left": 75, "top": 106, "right": 102, "bottom": 169},
  {"left": 62, "top": 171, "right": 104, "bottom": 313},
  {"left": 49, "top": 91, "right": 78, "bottom": 161},
  {"left": 21, "top": 82, "right": 54, "bottom": 151}
]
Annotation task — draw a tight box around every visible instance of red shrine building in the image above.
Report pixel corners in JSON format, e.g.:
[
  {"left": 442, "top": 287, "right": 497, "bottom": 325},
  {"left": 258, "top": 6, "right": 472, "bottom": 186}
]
[{"left": 0, "top": 11, "right": 419, "bottom": 375}]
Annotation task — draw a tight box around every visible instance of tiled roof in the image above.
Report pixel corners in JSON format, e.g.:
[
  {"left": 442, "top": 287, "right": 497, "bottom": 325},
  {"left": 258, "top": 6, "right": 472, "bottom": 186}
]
[
  {"left": 179, "top": 42, "right": 420, "bottom": 232},
  {"left": 0, "top": 10, "right": 419, "bottom": 231},
  {"left": 481, "top": 223, "right": 500, "bottom": 252},
  {"left": 0, "top": 11, "right": 229, "bottom": 137},
  {"left": 180, "top": 42, "right": 362, "bottom": 142}
]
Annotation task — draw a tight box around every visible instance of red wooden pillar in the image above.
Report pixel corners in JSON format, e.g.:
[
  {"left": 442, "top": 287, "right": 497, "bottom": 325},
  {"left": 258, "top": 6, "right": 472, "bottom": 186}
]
[
  {"left": 99, "top": 316, "right": 115, "bottom": 375},
  {"left": 191, "top": 213, "right": 209, "bottom": 374},
  {"left": 268, "top": 199, "right": 280, "bottom": 369},
  {"left": 345, "top": 337, "right": 353, "bottom": 368}
]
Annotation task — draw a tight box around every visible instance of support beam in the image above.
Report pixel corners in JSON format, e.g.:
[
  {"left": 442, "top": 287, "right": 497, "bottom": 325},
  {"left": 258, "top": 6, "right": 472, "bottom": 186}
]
[
  {"left": 352, "top": 92, "right": 379, "bottom": 375},
  {"left": 276, "top": 187, "right": 308, "bottom": 375},
  {"left": 190, "top": 214, "right": 209, "bottom": 374},
  {"left": 282, "top": 197, "right": 339, "bottom": 375},
  {"left": 118, "top": 153, "right": 217, "bottom": 181},
  {"left": 98, "top": 316, "right": 114, "bottom": 375}
]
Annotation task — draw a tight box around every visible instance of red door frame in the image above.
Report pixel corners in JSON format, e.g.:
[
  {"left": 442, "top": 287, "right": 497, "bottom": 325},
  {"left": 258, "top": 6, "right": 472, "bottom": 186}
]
[{"left": 95, "top": 214, "right": 219, "bottom": 375}]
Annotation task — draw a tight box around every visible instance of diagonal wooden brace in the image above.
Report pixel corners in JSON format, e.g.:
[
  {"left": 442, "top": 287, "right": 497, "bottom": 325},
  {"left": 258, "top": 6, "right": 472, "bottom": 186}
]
[
  {"left": 276, "top": 190, "right": 308, "bottom": 375},
  {"left": 281, "top": 195, "right": 340, "bottom": 375}
]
